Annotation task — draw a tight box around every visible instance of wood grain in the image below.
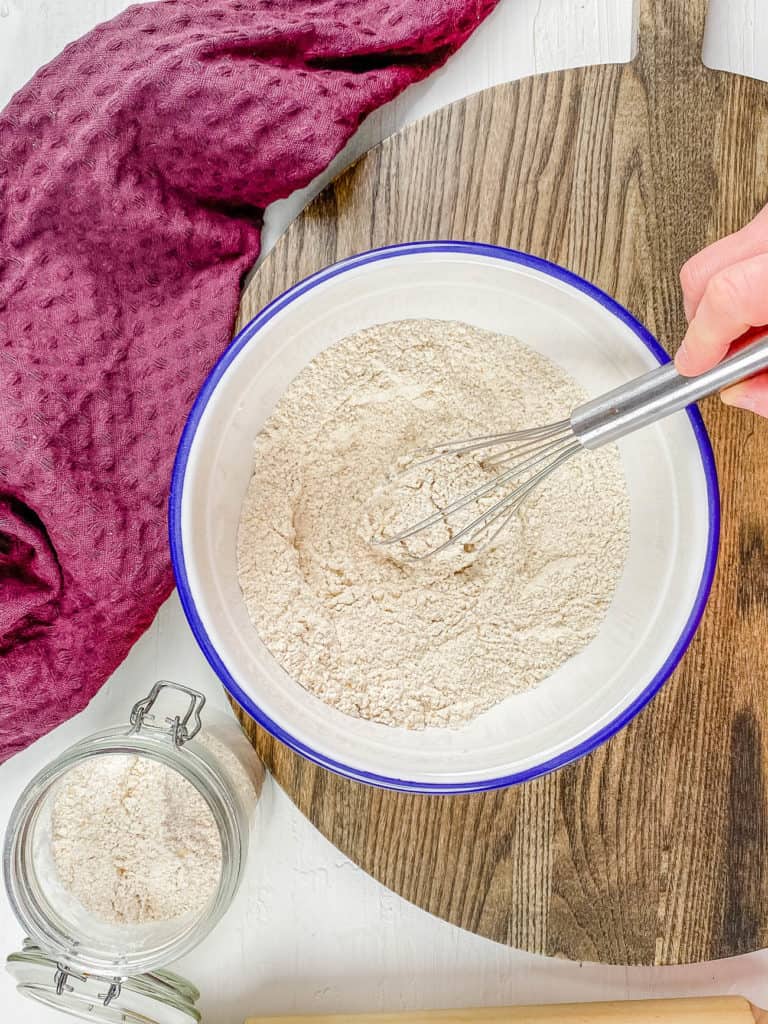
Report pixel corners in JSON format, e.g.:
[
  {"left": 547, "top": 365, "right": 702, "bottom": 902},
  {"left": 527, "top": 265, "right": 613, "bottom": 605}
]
[
  {"left": 244, "top": 996, "right": 756, "bottom": 1024},
  {"left": 233, "top": 0, "right": 768, "bottom": 964}
]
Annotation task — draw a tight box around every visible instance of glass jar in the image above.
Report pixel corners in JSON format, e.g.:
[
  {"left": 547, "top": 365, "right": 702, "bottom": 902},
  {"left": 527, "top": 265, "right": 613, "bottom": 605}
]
[{"left": 3, "top": 680, "right": 264, "bottom": 1023}]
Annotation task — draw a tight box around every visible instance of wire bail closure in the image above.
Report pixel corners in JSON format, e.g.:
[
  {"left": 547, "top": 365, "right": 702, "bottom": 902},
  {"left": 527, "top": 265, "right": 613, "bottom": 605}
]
[
  {"left": 54, "top": 963, "right": 122, "bottom": 1007},
  {"left": 129, "top": 681, "right": 206, "bottom": 747}
]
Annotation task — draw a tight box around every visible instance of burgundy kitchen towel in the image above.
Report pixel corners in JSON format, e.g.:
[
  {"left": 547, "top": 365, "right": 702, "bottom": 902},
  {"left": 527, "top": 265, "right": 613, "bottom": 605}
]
[{"left": 0, "top": 0, "right": 499, "bottom": 760}]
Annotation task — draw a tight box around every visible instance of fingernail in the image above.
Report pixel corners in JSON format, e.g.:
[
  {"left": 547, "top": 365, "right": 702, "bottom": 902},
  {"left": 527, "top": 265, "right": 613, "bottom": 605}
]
[
  {"left": 683, "top": 297, "right": 694, "bottom": 322},
  {"left": 676, "top": 339, "right": 692, "bottom": 371},
  {"left": 721, "top": 389, "right": 756, "bottom": 412}
]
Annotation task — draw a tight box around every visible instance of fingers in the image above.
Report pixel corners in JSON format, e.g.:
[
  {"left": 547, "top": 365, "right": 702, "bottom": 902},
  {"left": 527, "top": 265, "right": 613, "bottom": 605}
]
[
  {"left": 675, "top": 252, "right": 768, "bottom": 376},
  {"left": 677, "top": 202, "right": 768, "bottom": 417},
  {"left": 680, "top": 204, "right": 768, "bottom": 320},
  {"left": 721, "top": 371, "right": 768, "bottom": 416}
]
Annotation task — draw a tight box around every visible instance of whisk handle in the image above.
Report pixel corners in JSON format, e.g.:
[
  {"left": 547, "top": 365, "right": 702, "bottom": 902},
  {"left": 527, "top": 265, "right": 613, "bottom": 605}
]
[{"left": 571, "top": 331, "right": 768, "bottom": 449}]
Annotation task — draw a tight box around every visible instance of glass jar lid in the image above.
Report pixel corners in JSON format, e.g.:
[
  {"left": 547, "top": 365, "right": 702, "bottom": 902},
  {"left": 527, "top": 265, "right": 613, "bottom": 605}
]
[{"left": 7, "top": 940, "right": 201, "bottom": 1024}]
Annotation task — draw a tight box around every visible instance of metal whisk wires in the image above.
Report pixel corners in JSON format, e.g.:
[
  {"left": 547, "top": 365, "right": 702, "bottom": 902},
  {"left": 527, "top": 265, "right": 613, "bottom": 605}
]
[
  {"left": 376, "top": 419, "right": 582, "bottom": 559},
  {"left": 374, "top": 330, "right": 768, "bottom": 561}
]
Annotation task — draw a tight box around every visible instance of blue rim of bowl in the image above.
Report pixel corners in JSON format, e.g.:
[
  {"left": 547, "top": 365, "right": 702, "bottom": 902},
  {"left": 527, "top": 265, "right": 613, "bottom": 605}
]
[{"left": 169, "top": 240, "right": 720, "bottom": 795}]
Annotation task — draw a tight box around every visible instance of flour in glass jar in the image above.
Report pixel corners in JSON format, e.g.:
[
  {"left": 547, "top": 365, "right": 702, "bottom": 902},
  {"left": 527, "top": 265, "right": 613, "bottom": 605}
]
[
  {"left": 50, "top": 730, "right": 256, "bottom": 925},
  {"left": 237, "top": 319, "right": 630, "bottom": 729}
]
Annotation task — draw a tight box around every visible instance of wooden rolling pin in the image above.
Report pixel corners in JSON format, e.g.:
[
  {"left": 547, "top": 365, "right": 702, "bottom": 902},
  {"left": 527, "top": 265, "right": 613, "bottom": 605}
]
[{"left": 246, "top": 998, "right": 766, "bottom": 1024}]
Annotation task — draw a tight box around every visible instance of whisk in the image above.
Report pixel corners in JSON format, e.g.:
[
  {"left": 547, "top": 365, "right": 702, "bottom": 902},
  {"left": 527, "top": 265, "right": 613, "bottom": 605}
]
[{"left": 376, "top": 331, "right": 768, "bottom": 559}]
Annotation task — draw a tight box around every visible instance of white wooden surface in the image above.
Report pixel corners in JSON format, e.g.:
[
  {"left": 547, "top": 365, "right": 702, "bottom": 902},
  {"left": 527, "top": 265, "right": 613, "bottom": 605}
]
[{"left": 2, "top": 2, "right": 768, "bottom": 1022}]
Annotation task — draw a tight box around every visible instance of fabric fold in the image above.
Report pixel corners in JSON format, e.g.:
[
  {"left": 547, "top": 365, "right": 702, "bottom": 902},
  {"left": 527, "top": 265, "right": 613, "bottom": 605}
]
[{"left": 0, "top": 0, "right": 498, "bottom": 760}]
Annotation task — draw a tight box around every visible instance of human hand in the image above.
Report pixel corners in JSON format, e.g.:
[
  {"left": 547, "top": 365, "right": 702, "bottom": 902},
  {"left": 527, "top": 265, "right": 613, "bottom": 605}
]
[{"left": 675, "top": 204, "right": 768, "bottom": 416}]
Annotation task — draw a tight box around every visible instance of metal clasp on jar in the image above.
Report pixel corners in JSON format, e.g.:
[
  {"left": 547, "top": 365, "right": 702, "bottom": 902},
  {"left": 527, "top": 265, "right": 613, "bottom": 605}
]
[
  {"left": 55, "top": 963, "right": 122, "bottom": 1006},
  {"left": 129, "top": 681, "right": 206, "bottom": 747}
]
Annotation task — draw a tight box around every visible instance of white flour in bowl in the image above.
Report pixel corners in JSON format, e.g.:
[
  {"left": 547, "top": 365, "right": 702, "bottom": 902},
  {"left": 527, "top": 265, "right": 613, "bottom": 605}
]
[{"left": 237, "top": 319, "right": 630, "bottom": 729}]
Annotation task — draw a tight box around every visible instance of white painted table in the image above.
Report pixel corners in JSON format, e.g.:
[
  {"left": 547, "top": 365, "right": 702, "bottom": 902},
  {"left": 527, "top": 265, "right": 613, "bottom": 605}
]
[{"left": 2, "top": 2, "right": 768, "bottom": 1021}]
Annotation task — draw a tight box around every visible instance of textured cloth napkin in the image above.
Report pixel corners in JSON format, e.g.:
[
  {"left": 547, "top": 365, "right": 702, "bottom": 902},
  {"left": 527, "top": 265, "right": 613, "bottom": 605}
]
[{"left": 0, "top": 0, "right": 498, "bottom": 760}]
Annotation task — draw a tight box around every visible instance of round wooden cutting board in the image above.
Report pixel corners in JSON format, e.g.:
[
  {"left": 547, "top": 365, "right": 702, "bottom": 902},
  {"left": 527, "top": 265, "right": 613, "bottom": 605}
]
[{"left": 233, "top": 0, "right": 768, "bottom": 965}]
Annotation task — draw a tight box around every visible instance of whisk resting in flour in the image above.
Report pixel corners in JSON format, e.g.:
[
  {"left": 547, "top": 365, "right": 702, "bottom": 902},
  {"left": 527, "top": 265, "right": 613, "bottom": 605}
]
[{"left": 375, "top": 332, "right": 768, "bottom": 559}]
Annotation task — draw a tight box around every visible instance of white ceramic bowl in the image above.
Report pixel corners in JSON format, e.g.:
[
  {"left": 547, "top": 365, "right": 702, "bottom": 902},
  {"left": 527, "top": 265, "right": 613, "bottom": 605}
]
[{"left": 170, "top": 242, "right": 719, "bottom": 794}]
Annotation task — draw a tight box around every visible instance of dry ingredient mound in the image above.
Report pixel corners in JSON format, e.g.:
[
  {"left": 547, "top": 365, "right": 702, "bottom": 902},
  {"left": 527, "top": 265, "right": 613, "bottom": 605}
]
[
  {"left": 51, "top": 751, "right": 222, "bottom": 925},
  {"left": 237, "top": 319, "right": 630, "bottom": 729}
]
